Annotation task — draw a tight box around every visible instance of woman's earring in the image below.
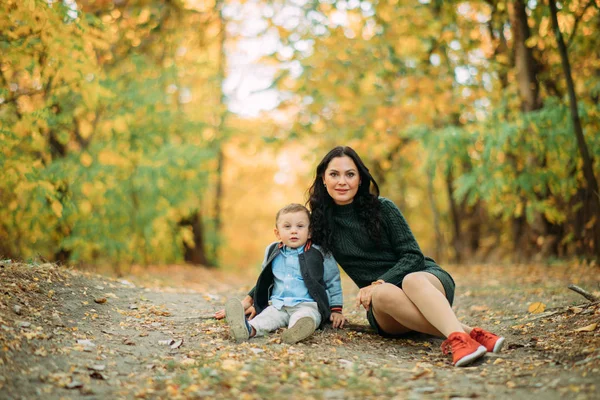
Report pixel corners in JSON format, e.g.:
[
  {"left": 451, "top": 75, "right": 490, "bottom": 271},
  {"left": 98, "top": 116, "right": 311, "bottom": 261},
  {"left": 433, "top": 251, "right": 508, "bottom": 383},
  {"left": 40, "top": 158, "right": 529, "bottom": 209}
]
[{"left": 323, "top": 182, "right": 327, "bottom": 188}]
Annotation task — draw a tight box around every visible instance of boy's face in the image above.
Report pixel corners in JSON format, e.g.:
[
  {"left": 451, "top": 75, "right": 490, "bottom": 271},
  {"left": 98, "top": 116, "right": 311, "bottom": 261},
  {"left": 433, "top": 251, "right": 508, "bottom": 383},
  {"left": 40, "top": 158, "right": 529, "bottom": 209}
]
[{"left": 274, "top": 211, "right": 310, "bottom": 249}]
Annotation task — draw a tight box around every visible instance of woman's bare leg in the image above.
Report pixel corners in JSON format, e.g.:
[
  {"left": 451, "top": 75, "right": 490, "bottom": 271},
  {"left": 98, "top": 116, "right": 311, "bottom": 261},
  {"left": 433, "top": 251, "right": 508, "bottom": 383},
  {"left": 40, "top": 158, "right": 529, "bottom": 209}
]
[{"left": 371, "top": 272, "right": 472, "bottom": 337}]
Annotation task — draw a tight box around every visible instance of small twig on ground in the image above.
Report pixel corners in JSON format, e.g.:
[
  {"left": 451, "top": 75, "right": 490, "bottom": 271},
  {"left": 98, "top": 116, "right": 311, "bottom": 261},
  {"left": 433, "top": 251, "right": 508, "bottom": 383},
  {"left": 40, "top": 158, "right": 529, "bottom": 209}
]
[
  {"left": 336, "top": 323, "right": 372, "bottom": 333},
  {"left": 522, "top": 300, "right": 600, "bottom": 322},
  {"left": 176, "top": 314, "right": 216, "bottom": 320},
  {"left": 526, "top": 310, "right": 566, "bottom": 321},
  {"left": 574, "top": 354, "right": 600, "bottom": 366},
  {"left": 568, "top": 284, "right": 599, "bottom": 302}
]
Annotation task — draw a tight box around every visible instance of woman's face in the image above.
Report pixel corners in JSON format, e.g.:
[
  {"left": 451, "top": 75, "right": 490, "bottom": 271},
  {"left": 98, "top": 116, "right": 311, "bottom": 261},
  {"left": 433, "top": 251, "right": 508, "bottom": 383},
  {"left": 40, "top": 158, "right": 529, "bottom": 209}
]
[{"left": 323, "top": 156, "right": 361, "bottom": 205}]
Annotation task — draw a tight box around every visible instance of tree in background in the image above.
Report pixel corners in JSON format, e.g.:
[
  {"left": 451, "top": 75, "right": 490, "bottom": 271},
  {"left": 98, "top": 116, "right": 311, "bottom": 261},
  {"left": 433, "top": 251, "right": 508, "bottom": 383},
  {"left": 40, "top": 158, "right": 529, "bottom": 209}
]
[
  {"left": 0, "top": 0, "right": 233, "bottom": 269},
  {"left": 1, "top": 0, "right": 598, "bottom": 267},
  {"left": 267, "top": 0, "right": 599, "bottom": 262},
  {"left": 548, "top": 0, "right": 600, "bottom": 259}
]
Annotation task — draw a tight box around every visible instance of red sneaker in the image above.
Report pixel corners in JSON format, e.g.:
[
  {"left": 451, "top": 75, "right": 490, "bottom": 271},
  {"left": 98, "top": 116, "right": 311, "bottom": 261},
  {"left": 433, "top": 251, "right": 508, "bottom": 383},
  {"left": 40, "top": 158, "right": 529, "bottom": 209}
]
[
  {"left": 441, "top": 332, "right": 487, "bottom": 367},
  {"left": 470, "top": 327, "right": 505, "bottom": 353}
]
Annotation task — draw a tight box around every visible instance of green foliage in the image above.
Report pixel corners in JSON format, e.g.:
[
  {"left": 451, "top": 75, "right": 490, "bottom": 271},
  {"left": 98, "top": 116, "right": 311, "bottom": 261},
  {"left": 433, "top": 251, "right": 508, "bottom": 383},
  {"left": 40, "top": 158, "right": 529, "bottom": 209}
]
[
  {"left": 0, "top": 0, "right": 224, "bottom": 264},
  {"left": 266, "top": 0, "right": 600, "bottom": 258},
  {"left": 448, "top": 99, "right": 599, "bottom": 225}
]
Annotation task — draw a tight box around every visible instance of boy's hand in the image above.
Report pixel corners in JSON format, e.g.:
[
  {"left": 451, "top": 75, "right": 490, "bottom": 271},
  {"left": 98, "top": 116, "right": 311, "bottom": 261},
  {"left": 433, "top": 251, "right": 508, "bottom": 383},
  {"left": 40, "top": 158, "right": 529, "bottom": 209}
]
[
  {"left": 215, "top": 295, "right": 256, "bottom": 320},
  {"left": 244, "top": 306, "right": 256, "bottom": 320},
  {"left": 214, "top": 309, "right": 226, "bottom": 320},
  {"left": 241, "top": 296, "right": 256, "bottom": 319},
  {"left": 330, "top": 312, "right": 345, "bottom": 329}
]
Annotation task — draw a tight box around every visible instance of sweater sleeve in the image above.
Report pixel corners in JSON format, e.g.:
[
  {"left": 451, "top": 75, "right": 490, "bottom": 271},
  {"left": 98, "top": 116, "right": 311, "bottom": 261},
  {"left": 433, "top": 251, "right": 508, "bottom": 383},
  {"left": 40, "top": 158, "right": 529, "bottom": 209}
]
[
  {"left": 321, "top": 250, "right": 343, "bottom": 311},
  {"left": 247, "top": 242, "right": 275, "bottom": 298},
  {"left": 377, "top": 198, "right": 426, "bottom": 285}
]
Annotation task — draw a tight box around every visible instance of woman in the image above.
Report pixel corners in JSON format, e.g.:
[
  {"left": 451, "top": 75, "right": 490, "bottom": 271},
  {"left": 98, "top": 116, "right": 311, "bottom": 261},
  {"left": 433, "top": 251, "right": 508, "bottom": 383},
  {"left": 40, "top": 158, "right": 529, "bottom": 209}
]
[{"left": 307, "top": 146, "right": 504, "bottom": 367}]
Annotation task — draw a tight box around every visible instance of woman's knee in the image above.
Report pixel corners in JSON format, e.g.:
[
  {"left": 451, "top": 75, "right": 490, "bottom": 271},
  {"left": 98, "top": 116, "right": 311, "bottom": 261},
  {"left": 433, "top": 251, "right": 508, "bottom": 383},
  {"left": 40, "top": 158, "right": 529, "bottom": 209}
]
[
  {"left": 401, "top": 272, "right": 429, "bottom": 295},
  {"left": 372, "top": 283, "right": 409, "bottom": 310},
  {"left": 402, "top": 272, "right": 446, "bottom": 297}
]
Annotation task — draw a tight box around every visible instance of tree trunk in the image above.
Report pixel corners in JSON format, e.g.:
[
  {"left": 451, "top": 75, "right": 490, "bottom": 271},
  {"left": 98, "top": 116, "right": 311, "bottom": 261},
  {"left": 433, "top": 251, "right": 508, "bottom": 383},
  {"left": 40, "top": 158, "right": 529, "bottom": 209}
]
[
  {"left": 549, "top": 0, "right": 600, "bottom": 259},
  {"left": 427, "top": 166, "right": 444, "bottom": 262},
  {"left": 509, "top": 0, "right": 547, "bottom": 261},
  {"left": 511, "top": 0, "right": 541, "bottom": 112},
  {"left": 211, "top": 0, "right": 227, "bottom": 264},
  {"left": 445, "top": 169, "right": 462, "bottom": 263},
  {"left": 180, "top": 212, "right": 211, "bottom": 266}
]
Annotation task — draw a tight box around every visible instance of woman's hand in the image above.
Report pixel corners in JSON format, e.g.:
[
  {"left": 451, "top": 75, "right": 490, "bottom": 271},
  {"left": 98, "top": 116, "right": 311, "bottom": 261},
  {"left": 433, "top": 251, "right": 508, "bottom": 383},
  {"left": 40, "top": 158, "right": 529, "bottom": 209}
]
[
  {"left": 355, "top": 281, "right": 384, "bottom": 311},
  {"left": 214, "top": 295, "right": 256, "bottom": 320},
  {"left": 330, "top": 312, "right": 345, "bottom": 329}
]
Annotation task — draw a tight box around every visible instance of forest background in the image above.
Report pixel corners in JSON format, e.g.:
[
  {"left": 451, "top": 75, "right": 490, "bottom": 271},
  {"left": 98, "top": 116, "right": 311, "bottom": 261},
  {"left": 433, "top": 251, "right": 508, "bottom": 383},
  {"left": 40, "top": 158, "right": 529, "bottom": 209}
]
[{"left": 1, "top": 0, "right": 599, "bottom": 273}]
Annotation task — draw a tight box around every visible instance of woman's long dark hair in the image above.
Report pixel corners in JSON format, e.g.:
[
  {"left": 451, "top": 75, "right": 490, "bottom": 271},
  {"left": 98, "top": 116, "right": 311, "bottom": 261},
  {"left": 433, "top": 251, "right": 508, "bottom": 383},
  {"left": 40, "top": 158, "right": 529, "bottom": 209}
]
[{"left": 307, "top": 146, "right": 381, "bottom": 253}]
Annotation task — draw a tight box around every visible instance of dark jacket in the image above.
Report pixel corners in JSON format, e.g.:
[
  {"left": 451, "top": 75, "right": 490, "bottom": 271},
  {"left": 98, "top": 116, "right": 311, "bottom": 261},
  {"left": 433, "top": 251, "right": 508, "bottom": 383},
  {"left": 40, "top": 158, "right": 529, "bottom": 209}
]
[{"left": 248, "top": 241, "right": 343, "bottom": 327}]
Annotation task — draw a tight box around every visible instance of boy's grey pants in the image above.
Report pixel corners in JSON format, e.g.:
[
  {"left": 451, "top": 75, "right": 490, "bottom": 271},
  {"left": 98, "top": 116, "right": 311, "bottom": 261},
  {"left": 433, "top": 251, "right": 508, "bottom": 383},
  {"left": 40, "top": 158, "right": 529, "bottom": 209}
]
[{"left": 249, "top": 302, "right": 322, "bottom": 337}]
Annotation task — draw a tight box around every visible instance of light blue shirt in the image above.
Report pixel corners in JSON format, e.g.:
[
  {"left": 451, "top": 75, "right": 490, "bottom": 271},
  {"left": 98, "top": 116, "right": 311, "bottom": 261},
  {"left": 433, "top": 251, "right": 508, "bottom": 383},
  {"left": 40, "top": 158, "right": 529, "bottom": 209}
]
[
  {"left": 270, "top": 245, "right": 313, "bottom": 308},
  {"left": 265, "top": 243, "right": 343, "bottom": 310}
]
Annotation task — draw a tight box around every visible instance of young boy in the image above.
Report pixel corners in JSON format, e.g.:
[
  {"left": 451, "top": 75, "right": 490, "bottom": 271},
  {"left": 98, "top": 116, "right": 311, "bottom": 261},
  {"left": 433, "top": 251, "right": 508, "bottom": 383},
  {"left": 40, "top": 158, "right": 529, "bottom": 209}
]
[{"left": 225, "top": 203, "right": 345, "bottom": 344}]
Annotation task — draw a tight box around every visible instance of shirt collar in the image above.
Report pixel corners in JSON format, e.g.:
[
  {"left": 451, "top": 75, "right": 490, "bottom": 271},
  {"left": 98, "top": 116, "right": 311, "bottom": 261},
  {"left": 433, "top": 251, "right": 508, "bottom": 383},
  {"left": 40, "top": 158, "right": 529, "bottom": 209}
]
[{"left": 280, "top": 244, "right": 304, "bottom": 255}]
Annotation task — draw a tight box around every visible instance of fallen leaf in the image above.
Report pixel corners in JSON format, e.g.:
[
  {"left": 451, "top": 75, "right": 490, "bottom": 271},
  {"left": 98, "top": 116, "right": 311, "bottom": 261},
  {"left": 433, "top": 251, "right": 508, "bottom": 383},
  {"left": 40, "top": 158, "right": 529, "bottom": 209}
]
[
  {"left": 574, "top": 323, "right": 597, "bottom": 332},
  {"left": 52, "top": 314, "right": 65, "bottom": 327},
  {"left": 221, "top": 359, "right": 239, "bottom": 371},
  {"left": 65, "top": 380, "right": 83, "bottom": 389},
  {"left": 34, "top": 347, "right": 48, "bottom": 357},
  {"left": 527, "top": 302, "right": 546, "bottom": 314},
  {"left": 171, "top": 339, "right": 183, "bottom": 349},
  {"left": 94, "top": 298, "right": 107, "bottom": 304},
  {"left": 180, "top": 358, "right": 196, "bottom": 366},
  {"left": 89, "top": 371, "right": 106, "bottom": 380},
  {"left": 410, "top": 368, "right": 434, "bottom": 380}
]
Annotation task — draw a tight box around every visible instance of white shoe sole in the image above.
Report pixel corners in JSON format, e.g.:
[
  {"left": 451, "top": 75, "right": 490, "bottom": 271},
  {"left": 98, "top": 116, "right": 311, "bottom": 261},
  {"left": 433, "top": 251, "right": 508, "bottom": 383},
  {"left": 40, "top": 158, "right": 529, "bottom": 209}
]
[
  {"left": 492, "top": 337, "right": 505, "bottom": 353},
  {"left": 455, "top": 345, "right": 487, "bottom": 367},
  {"left": 225, "top": 298, "right": 249, "bottom": 342},
  {"left": 282, "top": 317, "right": 316, "bottom": 344}
]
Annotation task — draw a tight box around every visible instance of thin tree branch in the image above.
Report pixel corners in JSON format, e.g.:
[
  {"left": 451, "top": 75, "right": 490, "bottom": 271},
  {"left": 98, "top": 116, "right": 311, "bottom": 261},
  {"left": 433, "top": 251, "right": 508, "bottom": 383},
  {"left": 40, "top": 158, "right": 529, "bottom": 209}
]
[
  {"left": 566, "top": 0, "right": 595, "bottom": 48},
  {"left": 568, "top": 284, "right": 600, "bottom": 302}
]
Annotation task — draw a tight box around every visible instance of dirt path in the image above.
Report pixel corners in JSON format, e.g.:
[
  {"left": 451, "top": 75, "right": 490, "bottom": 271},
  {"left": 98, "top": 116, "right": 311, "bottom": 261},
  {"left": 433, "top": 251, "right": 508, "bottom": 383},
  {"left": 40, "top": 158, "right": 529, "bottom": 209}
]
[{"left": 0, "top": 261, "right": 598, "bottom": 399}]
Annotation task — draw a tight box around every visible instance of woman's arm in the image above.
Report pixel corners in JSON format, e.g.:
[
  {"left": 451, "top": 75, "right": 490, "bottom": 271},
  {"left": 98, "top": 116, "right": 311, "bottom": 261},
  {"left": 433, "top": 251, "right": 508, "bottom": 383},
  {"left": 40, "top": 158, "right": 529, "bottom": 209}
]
[{"left": 376, "top": 198, "right": 426, "bottom": 285}]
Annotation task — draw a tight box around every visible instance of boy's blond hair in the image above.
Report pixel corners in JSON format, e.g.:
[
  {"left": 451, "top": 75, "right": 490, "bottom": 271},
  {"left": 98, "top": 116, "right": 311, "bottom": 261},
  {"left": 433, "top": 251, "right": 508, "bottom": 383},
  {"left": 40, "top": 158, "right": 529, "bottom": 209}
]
[{"left": 275, "top": 203, "right": 310, "bottom": 226}]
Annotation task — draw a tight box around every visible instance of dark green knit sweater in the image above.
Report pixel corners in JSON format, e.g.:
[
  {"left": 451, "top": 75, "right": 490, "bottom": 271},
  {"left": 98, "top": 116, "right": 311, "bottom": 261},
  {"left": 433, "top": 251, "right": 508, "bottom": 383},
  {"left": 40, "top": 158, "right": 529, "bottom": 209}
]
[{"left": 331, "top": 197, "right": 438, "bottom": 288}]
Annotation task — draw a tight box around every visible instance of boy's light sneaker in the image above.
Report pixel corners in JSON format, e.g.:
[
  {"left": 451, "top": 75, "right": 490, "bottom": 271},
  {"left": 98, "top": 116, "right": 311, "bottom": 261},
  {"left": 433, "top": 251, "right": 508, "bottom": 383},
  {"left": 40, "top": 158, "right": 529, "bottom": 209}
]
[
  {"left": 470, "top": 327, "right": 505, "bottom": 353},
  {"left": 441, "top": 332, "right": 487, "bottom": 367},
  {"left": 225, "top": 298, "right": 251, "bottom": 342},
  {"left": 282, "top": 317, "right": 316, "bottom": 344}
]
